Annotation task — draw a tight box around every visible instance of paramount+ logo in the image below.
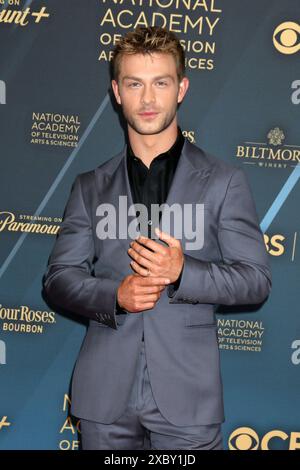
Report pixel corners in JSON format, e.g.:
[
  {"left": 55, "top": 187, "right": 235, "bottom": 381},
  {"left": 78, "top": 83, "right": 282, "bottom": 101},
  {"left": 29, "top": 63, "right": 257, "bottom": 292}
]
[{"left": 229, "top": 427, "right": 300, "bottom": 450}]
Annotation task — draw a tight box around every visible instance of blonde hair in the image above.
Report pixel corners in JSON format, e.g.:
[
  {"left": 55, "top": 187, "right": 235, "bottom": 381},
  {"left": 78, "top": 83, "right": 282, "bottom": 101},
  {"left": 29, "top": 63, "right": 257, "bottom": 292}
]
[{"left": 111, "top": 26, "right": 185, "bottom": 82}]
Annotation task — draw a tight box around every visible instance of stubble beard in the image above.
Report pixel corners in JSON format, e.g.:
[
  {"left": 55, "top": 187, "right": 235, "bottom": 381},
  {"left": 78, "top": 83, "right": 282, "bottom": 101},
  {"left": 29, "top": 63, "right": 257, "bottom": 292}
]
[{"left": 123, "top": 104, "right": 178, "bottom": 136}]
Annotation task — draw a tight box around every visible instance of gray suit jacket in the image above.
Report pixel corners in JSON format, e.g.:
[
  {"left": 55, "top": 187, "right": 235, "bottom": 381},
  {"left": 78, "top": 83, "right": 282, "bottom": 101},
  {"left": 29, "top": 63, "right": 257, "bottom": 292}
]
[{"left": 43, "top": 139, "right": 272, "bottom": 426}]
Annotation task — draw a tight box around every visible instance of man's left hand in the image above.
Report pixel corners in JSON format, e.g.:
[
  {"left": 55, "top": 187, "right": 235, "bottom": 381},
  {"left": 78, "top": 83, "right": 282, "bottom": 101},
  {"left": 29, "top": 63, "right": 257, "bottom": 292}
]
[{"left": 128, "top": 227, "right": 184, "bottom": 283}]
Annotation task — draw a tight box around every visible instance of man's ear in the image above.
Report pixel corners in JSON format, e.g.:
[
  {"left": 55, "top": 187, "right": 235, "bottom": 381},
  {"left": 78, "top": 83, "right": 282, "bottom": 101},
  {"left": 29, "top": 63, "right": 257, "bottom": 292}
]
[
  {"left": 177, "top": 77, "right": 189, "bottom": 104},
  {"left": 111, "top": 79, "right": 122, "bottom": 105}
]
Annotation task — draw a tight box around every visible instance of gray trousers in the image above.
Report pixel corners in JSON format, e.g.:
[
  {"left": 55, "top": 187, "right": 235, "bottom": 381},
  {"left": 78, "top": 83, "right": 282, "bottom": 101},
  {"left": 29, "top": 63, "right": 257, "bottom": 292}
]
[{"left": 80, "top": 340, "right": 223, "bottom": 450}]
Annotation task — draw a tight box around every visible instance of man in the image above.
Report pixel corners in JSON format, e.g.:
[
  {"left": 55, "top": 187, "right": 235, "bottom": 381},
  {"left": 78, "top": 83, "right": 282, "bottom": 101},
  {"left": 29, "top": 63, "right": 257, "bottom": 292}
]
[{"left": 43, "top": 26, "right": 272, "bottom": 450}]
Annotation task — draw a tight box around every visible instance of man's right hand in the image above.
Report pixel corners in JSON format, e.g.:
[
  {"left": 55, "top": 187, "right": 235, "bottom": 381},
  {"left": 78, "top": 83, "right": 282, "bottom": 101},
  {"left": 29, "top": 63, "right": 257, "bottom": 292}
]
[{"left": 117, "top": 274, "right": 170, "bottom": 313}]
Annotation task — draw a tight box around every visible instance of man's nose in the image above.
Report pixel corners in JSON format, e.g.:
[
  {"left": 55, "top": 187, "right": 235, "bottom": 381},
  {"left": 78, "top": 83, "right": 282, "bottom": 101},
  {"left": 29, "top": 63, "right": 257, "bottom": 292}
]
[{"left": 141, "top": 84, "right": 155, "bottom": 105}]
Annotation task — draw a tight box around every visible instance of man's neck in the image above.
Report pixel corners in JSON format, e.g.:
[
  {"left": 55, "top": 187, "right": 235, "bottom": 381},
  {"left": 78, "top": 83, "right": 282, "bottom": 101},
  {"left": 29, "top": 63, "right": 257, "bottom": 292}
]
[{"left": 128, "top": 122, "right": 179, "bottom": 169}]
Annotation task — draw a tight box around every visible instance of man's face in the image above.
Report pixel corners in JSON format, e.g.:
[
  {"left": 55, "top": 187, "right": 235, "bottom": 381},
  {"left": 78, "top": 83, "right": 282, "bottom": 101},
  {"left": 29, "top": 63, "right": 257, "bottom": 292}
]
[{"left": 111, "top": 52, "right": 189, "bottom": 136}]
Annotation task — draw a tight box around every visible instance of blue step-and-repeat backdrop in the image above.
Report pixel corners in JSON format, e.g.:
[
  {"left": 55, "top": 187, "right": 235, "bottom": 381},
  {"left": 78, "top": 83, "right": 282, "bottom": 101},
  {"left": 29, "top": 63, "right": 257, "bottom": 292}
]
[{"left": 0, "top": 0, "right": 299, "bottom": 450}]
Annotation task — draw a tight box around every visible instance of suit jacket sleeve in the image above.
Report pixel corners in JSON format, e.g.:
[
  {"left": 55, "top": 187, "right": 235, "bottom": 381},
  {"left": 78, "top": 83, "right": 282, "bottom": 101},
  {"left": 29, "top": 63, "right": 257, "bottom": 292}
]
[
  {"left": 167, "top": 167, "right": 272, "bottom": 305},
  {"left": 42, "top": 174, "right": 121, "bottom": 330}
]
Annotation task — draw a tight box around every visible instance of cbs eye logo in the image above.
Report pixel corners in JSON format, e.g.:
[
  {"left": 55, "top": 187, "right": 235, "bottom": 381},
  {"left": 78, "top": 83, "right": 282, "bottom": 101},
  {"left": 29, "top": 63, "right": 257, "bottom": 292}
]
[
  {"left": 273, "top": 22, "right": 300, "bottom": 55},
  {"left": 229, "top": 427, "right": 259, "bottom": 450}
]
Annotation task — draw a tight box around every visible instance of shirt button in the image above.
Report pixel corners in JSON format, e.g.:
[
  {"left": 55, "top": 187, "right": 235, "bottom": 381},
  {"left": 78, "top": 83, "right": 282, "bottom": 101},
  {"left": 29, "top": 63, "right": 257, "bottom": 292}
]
[{"left": 148, "top": 220, "right": 152, "bottom": 225}]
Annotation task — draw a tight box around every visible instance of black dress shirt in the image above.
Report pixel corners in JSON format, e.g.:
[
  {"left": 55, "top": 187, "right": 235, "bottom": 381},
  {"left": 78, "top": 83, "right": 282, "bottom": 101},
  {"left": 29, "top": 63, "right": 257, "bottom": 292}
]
[
  {"left": 127, "top": 127, "right": 184, "bottom": 239},
  {"left": 116, "top": 127, "right": 185, "bottom": 325}
]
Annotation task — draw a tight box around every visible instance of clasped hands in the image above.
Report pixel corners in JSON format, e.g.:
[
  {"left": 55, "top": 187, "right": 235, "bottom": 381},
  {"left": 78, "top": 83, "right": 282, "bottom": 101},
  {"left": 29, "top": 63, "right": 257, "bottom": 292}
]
[{"left": 117, "top": 227, "right": 184, "bottom": 313}]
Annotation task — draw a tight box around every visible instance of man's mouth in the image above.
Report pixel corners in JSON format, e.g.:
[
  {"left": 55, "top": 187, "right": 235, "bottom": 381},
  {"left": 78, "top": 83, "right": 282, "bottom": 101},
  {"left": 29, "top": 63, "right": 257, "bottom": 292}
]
[{"left": 138, "top": 111, "right": 159, "bottom": 118}]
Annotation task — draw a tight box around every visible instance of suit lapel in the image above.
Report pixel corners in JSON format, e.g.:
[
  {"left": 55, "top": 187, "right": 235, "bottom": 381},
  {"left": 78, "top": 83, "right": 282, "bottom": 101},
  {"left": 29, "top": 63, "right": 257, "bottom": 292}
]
[
  {"left": 157, "top": 140, "right": 212, "bottom": 239},
  {"left": 94, "top": 146, "right": 138, "bottom": 253}
]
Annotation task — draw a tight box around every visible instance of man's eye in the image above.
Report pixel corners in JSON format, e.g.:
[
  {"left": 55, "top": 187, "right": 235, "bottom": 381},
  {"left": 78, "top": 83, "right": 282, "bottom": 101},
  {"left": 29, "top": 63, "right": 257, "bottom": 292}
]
[
  {"left": 156, "top": 81, "right": 167, "bottom": 87},
  {"left": 129, "top": 82, "right": 140, "bottom": 88}
]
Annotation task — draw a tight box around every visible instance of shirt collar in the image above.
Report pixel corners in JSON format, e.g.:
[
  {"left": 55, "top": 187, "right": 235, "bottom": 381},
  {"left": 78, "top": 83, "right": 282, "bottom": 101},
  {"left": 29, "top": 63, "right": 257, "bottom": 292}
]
[{"left": 127, "top": 126, "right": 185, "bottom": 169}]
